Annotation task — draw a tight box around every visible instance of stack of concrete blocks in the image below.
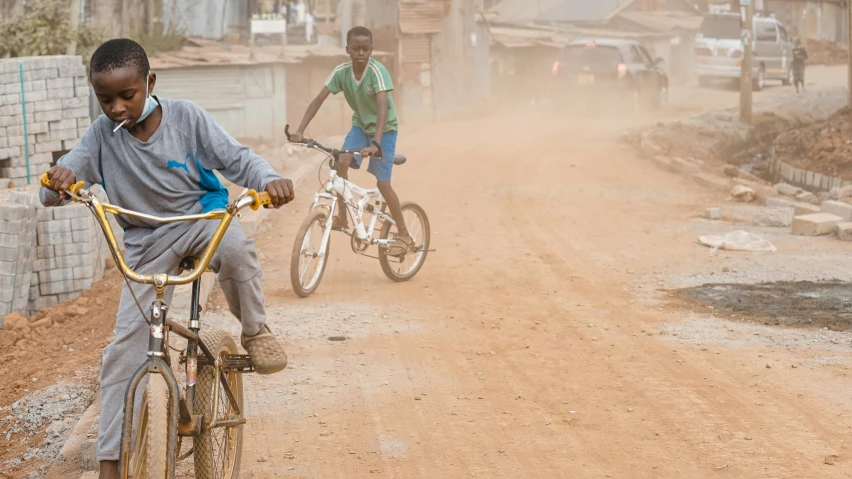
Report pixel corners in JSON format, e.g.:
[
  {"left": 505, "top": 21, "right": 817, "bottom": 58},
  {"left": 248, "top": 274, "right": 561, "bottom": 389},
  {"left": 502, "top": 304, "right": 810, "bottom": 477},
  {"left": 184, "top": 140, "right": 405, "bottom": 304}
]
[
  {"left": 0, "top": 55, "right": 90, "bottom": 186},
  {"left": 1, "top": 187, "right": 108, "bottom": 317},
  {"left": 0, "top": 200, "right": 37, "bottom": 315}
]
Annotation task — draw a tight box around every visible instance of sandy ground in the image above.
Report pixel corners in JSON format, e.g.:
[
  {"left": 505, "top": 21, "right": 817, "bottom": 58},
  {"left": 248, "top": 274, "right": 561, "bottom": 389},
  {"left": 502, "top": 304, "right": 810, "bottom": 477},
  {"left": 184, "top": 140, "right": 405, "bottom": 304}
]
[
  {"left": 191, "top": 66, "right": 852, "bottom": 478},
  {"left": 6, "top": 66, "right": 852, "bottom": 478}
]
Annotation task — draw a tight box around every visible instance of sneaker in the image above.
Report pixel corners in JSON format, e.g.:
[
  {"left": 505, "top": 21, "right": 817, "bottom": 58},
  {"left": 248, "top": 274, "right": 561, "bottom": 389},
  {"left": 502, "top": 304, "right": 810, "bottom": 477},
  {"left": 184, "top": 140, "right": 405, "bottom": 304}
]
[{"left": 241, "top": 325, "right": 288, "bottom": 374}]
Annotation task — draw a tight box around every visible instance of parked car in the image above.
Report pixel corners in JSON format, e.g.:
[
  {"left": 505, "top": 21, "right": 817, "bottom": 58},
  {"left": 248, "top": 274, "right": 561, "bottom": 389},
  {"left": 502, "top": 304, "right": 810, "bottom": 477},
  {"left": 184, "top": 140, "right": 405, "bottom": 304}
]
[
  {"left": 695, "top": 12, "right": 794, "bottom": 91},
  {"left": 552, "top": 39, "right": 669, "bottom": 111}
]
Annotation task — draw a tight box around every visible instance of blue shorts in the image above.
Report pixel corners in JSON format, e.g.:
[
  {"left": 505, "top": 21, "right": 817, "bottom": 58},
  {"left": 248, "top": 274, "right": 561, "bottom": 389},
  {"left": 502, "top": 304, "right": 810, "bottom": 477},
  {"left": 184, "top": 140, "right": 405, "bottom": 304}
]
[{"left": 341, "top": 126, "right": 397, "bottom": 183}]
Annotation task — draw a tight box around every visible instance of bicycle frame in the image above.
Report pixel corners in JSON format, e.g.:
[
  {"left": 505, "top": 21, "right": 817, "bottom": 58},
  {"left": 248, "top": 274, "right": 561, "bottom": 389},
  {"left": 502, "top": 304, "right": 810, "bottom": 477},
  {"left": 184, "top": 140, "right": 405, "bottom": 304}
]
[
  {"left": 42, "top": 178, "right": 265, "bottom": 479},
  {"left": 310, "top": 168, "right": 397, "bottom": 256}
]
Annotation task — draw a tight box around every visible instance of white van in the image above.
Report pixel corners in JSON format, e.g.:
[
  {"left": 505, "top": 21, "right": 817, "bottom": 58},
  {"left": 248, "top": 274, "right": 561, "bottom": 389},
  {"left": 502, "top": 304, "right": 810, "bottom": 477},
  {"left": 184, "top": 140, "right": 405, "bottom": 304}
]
[{"left": 695, "top": 12, "right": 794, "bottom": 91}]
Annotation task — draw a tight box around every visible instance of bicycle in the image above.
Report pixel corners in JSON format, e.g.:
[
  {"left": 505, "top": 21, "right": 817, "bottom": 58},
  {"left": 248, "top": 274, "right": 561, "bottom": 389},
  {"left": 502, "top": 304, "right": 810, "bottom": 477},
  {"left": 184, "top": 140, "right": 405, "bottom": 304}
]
[
  {"left": 285, "top": 126, "right": 431, "bottom": 298},
  {"left": 40, "top": 173, "right": 272, "bottom": 479}
]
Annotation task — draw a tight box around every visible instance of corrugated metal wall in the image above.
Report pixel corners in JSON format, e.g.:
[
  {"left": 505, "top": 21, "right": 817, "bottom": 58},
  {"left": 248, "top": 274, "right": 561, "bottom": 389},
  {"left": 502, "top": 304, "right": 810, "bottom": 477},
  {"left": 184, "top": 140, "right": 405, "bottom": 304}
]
[
  {"left": 764, "top": 0, "right": 847, "bottom": 44},
  {"left": 153, "top": 63, "right": 287, "bottom": 140},
  {"left": 162, "top": 0, "right": 246, "bottom": 39}
]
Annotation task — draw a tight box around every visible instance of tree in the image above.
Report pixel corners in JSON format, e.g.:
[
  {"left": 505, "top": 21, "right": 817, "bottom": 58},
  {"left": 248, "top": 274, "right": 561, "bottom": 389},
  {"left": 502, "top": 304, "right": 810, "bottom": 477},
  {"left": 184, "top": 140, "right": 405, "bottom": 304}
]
[{"left": 0, "top": 0, "right": 102, "bottom": 60}]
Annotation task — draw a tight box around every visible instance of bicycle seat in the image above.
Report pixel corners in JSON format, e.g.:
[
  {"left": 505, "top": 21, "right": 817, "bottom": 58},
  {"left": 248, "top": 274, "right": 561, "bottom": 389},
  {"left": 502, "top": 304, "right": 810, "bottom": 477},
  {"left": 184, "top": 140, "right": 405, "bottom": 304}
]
[{"left": 393, "top": 154, "right": 407, "bottom": 166}]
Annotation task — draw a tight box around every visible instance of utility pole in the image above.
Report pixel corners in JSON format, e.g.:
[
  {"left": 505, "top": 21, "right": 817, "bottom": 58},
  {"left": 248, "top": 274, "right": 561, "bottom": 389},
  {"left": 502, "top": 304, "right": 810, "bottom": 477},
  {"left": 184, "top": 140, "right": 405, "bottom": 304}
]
[
  {"left": 739, "top": 0, "right": 754, "bottom": 124},
  {"left": 67, "top": 0, "right": 80, "bottom": 56},
  {"left": 848, "top": 0, "right": 852, "bottom": 105}
]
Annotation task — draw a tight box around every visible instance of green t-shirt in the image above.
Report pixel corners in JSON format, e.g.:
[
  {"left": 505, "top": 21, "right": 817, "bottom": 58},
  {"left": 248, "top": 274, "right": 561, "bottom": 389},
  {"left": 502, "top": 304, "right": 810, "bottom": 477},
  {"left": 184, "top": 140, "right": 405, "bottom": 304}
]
[{"left": 325, "top": 58, "right": 398, "bottom": 135}]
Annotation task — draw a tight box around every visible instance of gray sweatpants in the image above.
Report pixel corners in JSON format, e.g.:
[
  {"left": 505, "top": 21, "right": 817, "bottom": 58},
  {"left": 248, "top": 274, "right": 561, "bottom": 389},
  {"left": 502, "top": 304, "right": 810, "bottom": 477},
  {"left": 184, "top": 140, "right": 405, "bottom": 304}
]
[{"left": 97, "top": 219, "right": 266, "bottom": 462}]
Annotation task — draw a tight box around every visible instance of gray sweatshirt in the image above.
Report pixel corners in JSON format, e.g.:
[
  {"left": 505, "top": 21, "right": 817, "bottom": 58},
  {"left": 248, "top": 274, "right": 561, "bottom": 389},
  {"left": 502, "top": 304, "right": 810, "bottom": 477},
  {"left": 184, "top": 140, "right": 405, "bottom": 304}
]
[{"left": 40, "top": 98, "right": 281, "bottom": 265}]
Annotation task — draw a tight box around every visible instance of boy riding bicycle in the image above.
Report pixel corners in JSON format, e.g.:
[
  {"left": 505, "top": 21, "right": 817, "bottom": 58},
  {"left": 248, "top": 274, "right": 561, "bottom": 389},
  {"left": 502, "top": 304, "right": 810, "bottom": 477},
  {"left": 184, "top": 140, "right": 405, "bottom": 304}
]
[
  {"left": 40, "top": 39, "right": 291, "bottom": 479},
  {"left": 290, "top": 26, "right": 413, "bottom": 252}
]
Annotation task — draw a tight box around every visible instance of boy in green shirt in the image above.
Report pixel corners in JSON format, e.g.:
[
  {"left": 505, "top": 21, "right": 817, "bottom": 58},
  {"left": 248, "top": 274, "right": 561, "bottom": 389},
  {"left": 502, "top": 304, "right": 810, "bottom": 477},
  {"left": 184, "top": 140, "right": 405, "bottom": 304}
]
[{"left": 290, "top": 26, "right": 412, "bottom": 252}]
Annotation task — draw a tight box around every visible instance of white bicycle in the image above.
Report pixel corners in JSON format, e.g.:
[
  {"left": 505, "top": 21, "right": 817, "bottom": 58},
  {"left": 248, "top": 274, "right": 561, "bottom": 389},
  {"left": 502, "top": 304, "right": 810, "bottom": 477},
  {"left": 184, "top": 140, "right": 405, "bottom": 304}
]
[{"left": 286, "top": 127, "right": 431, "bottom": 298}]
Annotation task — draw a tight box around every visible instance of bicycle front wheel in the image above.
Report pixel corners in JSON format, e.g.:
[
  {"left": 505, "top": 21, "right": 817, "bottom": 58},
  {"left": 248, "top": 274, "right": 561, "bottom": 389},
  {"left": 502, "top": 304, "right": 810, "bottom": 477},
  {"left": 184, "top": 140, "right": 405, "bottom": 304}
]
[
  {"left": 290, "top": 210, "right": 331, "bottom": 298},
  {"left": 129, "top": 374, "right": 169, "bottom": 479},
  {"left": 379, "top": 202, "right": 430, "bottom": 282},
  {"left": 194, "top": 329, "right": 243, "bottom": 479}
]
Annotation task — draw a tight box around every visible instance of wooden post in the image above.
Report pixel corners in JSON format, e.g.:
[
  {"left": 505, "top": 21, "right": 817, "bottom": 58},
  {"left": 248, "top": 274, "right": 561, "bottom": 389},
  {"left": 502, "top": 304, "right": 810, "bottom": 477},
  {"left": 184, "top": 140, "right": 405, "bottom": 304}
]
[{"left": 739, "top": 0, "right": 754, "bottom": 124}]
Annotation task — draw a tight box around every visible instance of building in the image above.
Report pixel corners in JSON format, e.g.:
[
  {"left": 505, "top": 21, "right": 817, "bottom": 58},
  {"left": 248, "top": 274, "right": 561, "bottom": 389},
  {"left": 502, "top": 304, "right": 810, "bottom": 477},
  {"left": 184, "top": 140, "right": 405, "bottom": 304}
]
[{"left": 763, "top": 0, "right": 847, "bottom": 44}]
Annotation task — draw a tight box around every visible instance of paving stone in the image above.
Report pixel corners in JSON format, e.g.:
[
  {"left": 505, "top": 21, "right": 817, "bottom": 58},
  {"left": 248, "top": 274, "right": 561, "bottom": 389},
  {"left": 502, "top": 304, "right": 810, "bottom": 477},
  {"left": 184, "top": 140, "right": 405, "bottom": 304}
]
[{"left": 705, "top": 207, "right": 722, "bottom": 220}]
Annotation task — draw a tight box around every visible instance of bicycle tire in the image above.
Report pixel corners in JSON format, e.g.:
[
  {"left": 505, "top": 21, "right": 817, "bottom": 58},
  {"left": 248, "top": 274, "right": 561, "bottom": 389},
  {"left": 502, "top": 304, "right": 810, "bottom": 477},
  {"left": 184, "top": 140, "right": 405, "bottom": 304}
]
[
  {"left": 194, "top": 329, "right": 243, "bottom": 479},
  {"left": 290, "top": 210, "right": 331, "bottom": 298},
  {"left": 128, "top": 374, "right": 169, "bottom": 479},
  {"left": 379, "top": 202, "right": 430, "bottom": 282}
]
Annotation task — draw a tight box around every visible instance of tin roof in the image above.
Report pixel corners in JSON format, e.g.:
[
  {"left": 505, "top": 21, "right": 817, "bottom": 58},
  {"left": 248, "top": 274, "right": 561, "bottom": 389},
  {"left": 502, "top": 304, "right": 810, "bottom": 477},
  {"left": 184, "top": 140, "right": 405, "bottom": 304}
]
[{"left": 148, "top": 38, "right": 391, "bottom": 69}]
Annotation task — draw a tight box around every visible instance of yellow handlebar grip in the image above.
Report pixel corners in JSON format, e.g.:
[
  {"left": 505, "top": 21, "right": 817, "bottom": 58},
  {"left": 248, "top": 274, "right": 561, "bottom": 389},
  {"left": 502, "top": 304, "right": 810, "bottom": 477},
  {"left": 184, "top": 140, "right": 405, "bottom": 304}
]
[
  {"left": 247, "top": 190, "right": 272, "bottom": 211},
  {"left": 68, "top": 181, "right": 84, "bottom": 196},
  {"left": 40, "top": 172, "right": 51, "bottom": 188}
]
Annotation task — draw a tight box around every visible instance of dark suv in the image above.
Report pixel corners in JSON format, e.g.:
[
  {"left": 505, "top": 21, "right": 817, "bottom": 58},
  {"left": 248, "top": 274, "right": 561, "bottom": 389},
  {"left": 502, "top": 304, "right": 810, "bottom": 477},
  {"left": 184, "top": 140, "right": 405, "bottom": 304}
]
[{"left": 552, "top": 39, "right": 669, "bottom": 110}]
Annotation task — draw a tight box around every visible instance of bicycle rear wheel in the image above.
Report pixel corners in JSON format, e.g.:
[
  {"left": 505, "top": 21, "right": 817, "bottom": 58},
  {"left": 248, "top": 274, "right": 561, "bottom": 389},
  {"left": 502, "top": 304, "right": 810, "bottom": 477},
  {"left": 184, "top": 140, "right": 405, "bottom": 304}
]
[
  {"left": 290, "top": 210, "right": 331, "bottom": 298},
  {"left": 194, "top": 329, "right": 243, "bottom": 479},
  {"left": 129, "top": 374, "right": 169, "bottom": 479},
  {"left": 379, "top": 202, "right": 430, "bottom": 282}
]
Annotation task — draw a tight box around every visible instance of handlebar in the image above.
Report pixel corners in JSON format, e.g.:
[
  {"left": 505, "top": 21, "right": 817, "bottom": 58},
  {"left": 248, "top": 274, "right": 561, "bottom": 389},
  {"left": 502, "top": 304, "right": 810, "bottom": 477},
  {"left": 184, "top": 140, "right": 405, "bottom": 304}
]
[
  {"left": 39, "top": 172, "right": 272, "bottom": 290},
  {"left": 285, "top": 125, "right": 384, "bottom": 159}
]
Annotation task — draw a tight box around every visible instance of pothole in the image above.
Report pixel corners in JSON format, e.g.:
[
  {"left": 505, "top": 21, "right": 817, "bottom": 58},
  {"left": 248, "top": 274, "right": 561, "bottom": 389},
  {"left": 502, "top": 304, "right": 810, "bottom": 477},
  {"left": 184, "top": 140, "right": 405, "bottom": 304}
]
[{"left": 676, "top": 281, "right": 852, "bottom": 331}]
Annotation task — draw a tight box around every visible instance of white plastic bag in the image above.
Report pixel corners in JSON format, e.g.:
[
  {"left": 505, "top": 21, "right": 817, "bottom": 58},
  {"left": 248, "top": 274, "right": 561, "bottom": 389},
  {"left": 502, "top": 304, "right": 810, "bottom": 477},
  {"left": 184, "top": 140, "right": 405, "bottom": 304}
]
[{"left": 697, "top": 230, "right": 777, "bottom": 253}]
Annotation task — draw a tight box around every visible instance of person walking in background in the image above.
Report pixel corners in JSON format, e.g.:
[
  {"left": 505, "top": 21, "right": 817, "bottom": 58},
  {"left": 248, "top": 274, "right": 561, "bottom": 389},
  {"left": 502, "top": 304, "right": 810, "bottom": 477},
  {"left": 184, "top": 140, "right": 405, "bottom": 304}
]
[{"left": 792, "top": 38, "right": 809, "bottom": 94}]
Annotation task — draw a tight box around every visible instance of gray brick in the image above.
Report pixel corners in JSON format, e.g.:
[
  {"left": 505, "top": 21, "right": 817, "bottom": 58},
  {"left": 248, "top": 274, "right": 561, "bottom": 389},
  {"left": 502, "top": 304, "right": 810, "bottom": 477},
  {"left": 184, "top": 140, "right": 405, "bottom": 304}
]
[
  {"left": 0, "top": 148, "right": 9, "bottom": 160},
  {"left": 27, "top": 122, "right": 48, "bottom": 135},
  {"left": 54, "top": 242, "right": 91, "bottom": 256},
  {"left": 63, "top": 139, "right": 80, "bottom": 150},
  {"left": 29, "top": 272, "right": 38, "bottom": 285},
  {"left": 34, "top": 141, "right": 62, "bottom": 154},
  {"left": 34, "top": 110, "right": 62, "bottom": 123},
  {"left": 0, "top": 220, "right": 23, "bottom": 234},
  {"left": 74, "top": 86, "right": 90, "bottom": 98},
  {"left": 33, "top": 257, "right": 55, "bottom": 271},
  {"left": 20, "top": 80, "right": 46, "bottom": 92},
  {"left": 37, "top": 219, "right": 70, "bottom": 234},
  {"left": 71, "top": 229, "right": 89, "bottom": 243},
  {"left": 36, "top": 208, "right": 54, "bottom": 221},
  {"left": 60, "top": 97, "right": 87, "bottom": 109},
  {"left": 58, "top": 65, "right": 86, "bottom": 78},
  {"left": 37, "top": 230, "right": 72, "bottom": 245},
  {"left": 6, "top": 135, "right": 23, "bottom": 147},
  {"left": 37, "top": 245, "right": 54, "bottom": 259},
  {"left": 25, "top": 90, "right": 47, "bottom": 103},
  {"left": 39, "top": 267, "right": 73, "bottom": 283},
  {"left": 46, "top": 78, "right": 73, "bottom": 90},
  {"left": 74, "top": 77, "right": 89, "bottom": 88},
  {"left": 29, "top": 295, "right": 58, "bottom": 310},
  {"left": 0, "top": 233, "right": 18, "bottom": 248},
  {"left": 0, "top": 203, "right": 29, "bottom": 221},
  {"left": 0, "top": 258, "right": 31, "bottom": 275},
  {"left": 9, "top": 191, "right": 38, "bottom": 207},
  {"left": 3, "top": 146, "right": 20, "bottom": 158},
  {"left": 54, "top": 254, "right": 87, "bottom": 269},
  {"left": 74, "top": 278, "right": 92, "bottom": 290},
  {"left": 29, "top": 152, "right": 52, "bottom": 164},
  {"left": 29, "top": 284, "right": 39, "bottom": 298},
  {"left": 0, "top": 115, "right": 16, "bottom": 127},
  {"left": 63, "top": 107, "right": 89, "bottom": 120},
  {"left": 2, "top": 93, "right": 21, "bottom": 105},
  {"left": 70, "top": 216, "right": 92, "bottom": 230},
  {"left": 49, "top": 119, "right": 76, "bottom": 131},
  {"left": 33, "top": 100, "right": 61, "bottom": 112},
  {"left": 56, "top": 291, "right": 80, "bottom": 302},
  {"left": 50, "top": 129, "right": 77, "bottom": 141},
  {"left": 0, "top": 137, "right": 7, "bottom": 148},
  {"left": 26, "top": 68, "right": 59, "bottom": 81},
  {"left": 47, "top": 87, "right": 74, "bottom": 100},
  {"left": 53, "top": 205, "right": 89, "bottom": 220},
  {"left": 0, "top": 247, "right": 17, "bottom": 262},
  {"left": 73, "top": 266, "right": 93, "bottom": 280},
  {"left": 40, "top": 279, "right": 74, "bottom": 295},
  {"left": 0, "top": 288, "right": 14, "bottom": 303},
  {"left": 77, "top": 117, "right": 92, "bottom": 129}
]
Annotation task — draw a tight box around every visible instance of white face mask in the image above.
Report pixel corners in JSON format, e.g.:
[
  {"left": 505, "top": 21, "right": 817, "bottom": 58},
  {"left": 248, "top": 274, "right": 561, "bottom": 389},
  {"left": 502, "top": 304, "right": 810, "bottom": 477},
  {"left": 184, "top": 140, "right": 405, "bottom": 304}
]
[{"left": 137, "top": 72, "right": 159, "bottom": 123}]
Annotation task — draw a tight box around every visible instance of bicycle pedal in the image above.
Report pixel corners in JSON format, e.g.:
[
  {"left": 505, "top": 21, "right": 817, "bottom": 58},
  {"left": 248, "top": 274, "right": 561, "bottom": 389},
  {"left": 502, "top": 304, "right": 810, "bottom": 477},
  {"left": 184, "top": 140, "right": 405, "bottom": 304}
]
[{"left": 222, "top": 353, "right": 255, "bottom": 373}]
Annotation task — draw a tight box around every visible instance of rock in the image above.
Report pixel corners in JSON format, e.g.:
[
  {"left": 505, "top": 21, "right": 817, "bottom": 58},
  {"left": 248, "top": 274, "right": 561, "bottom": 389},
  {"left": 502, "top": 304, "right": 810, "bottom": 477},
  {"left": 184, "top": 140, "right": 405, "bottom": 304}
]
[
  {"left": 257, "top": 456, "right": 268, "bottom": 463},
  {"left": 837, "top": 185, "right": 852, "bottom": 199},
  {"left": 731, "top": 185, "right": 755, "bottom": 202},
  {"left": 775, "top": 183, "right": 802, "bottom": 197},
  {"left": 0, "top": 330, "right": 19, "bottom": 348},
  {"left": 825, "top": 455, "right": 838, "bottom": 465},
  {"left": 4, "top": 312, "right": 31, "bottom": 335},
  {"left": 795, "top": 191, "right": 819, "bottom": 204},
  {"left": 30, "top": 318, "right": 52, "bottom": 330}
]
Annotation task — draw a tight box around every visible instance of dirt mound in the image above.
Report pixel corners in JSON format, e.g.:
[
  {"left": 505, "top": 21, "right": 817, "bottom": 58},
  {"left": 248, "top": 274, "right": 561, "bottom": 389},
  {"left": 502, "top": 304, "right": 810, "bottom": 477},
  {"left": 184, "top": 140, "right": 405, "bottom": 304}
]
[
  {"left": 774, "top": 106, "right": 852, "bottom": 180},
  {"left": 0, "top": 270, "right": 121, "bottom": 478},
  {"left": 802, "top": 38, "right": 848, "bottom": 66}
]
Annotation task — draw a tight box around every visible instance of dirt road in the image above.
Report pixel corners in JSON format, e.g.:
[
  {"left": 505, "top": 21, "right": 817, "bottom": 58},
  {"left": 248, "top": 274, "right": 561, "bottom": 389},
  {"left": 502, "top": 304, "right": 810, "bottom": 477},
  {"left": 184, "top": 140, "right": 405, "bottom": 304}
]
[{"left": 187, "top": 67, "right": 852, "bottom": 478}]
